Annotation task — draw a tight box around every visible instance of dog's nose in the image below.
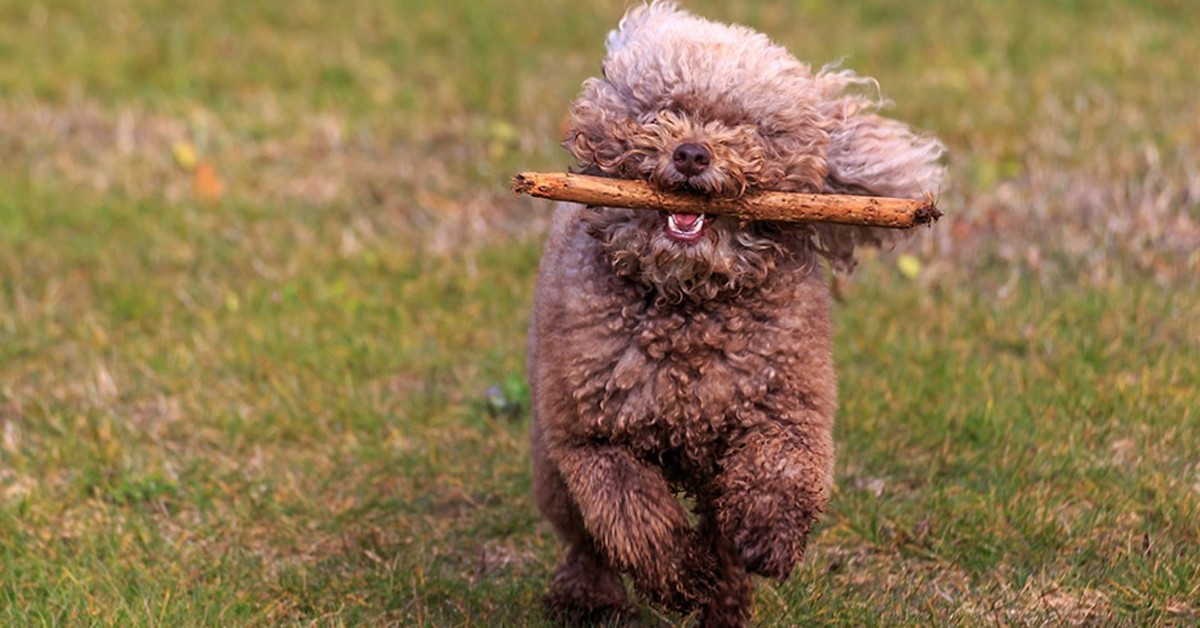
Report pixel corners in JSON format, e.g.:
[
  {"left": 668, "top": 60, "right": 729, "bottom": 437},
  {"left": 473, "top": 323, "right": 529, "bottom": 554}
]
[{"left": 672, "top": 143, "right": 711, "bottom": 177}]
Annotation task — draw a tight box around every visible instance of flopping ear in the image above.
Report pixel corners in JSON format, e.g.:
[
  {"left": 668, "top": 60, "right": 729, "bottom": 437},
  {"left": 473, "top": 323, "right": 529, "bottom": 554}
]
[
  {"left": 810, "top": 71, "right": 946, "bottom": 272},
  {"left": 825, "top": 113, "right": 945, "bottom": 199}
]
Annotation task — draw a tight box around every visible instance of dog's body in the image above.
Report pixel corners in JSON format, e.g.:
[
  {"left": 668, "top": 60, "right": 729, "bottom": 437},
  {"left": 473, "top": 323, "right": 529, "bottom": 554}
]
[{"left": 528, "top": 3, "right": 944, "bottom": 625}]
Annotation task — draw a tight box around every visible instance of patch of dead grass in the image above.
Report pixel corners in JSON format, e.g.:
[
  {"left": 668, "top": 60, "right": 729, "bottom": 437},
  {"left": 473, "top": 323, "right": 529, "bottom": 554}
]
[
  {"left": 923, "top": 89, "right": 1200, "bottom": 287},
  {"left": 0, "top": 102, "right": 546, "bottom": 257},
  {"left": 959, "top": 575, "right": 1114, "bottom": 626},
  {"left": 796, "top": 539, "right": 1119, "bottom": 626}
]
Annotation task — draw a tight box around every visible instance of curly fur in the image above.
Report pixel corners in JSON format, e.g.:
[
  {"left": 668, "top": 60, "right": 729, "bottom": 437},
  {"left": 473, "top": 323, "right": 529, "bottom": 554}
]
[{"left": 529, "top": 3, "right": 944, "bottom": 625}]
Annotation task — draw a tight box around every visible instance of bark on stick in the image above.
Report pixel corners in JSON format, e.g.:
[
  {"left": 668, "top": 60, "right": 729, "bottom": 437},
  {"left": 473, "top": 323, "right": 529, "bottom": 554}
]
[{"left": 512, "top": 171, "right": 941, "bottom": 229}]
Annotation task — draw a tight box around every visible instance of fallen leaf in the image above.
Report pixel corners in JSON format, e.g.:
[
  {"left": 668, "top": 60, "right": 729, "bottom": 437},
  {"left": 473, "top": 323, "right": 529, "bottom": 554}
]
[
  {"left": 172, "top": 141, "right": 199, "bottom": 170},
  {"left": 194, "top": 162, "right": 225, "bottom": 201},
  {"left": 898, "top": 254, "right": 922, "bottom": 279}
]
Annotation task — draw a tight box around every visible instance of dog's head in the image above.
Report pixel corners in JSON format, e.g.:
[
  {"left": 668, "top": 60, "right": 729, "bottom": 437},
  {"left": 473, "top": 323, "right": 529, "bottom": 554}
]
[{"left": 565, "top": 2, "right": 945, "bottom": 301}]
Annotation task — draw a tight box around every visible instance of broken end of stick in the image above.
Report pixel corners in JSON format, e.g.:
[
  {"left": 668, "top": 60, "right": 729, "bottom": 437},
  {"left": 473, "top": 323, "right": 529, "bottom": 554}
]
[
  {"left": 511, "top": 172, "right": 535, "bottom": 197},
  {"left": 911, "top": 195, "right": 943, "bottom": 227}
]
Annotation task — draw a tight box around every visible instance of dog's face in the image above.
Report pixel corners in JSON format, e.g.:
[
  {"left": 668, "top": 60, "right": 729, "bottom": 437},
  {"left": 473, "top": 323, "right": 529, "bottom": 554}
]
[{"left": 566, "top": 3, "right": 832, "bottom": 302}]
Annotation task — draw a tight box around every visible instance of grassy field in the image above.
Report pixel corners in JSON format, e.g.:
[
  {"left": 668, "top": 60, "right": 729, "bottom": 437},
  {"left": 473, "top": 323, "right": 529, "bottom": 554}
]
[{"left": 2, "top": 0, "right": 1198, "bottom": 625}]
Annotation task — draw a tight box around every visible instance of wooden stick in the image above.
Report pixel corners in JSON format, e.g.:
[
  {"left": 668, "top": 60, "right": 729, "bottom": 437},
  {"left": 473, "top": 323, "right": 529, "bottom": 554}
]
[{"left": 512, "top": 171, "right": 941, "bottom": 229}]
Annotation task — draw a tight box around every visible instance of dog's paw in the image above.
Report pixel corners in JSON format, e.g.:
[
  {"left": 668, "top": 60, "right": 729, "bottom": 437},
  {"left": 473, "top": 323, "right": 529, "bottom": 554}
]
[
  {"left": 544, "top": 593, "right": 636, "bottom": 627},
  {"left": 631, "top": 529, "right": 720, "bottom": 615},
  {"left": 543, "top": 552, "right": 634, "bottom": 626},
  {"left": 733, "top": 525, "right": 804, "bottom": 581}
]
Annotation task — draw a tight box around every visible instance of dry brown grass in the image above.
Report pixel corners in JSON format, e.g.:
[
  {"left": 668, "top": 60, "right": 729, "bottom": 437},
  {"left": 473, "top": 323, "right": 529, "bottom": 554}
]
[
  {"left": 0, "top": 102, "right": 545, "bottom": 258},
  {"left": 929, "top": 88, "right": 1200, "bottom": 287}
]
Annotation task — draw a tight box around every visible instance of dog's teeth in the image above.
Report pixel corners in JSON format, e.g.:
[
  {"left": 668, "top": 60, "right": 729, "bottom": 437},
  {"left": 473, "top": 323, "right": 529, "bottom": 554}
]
[{"left": 668, "top": 213, "right": 705, "bottom": 235}]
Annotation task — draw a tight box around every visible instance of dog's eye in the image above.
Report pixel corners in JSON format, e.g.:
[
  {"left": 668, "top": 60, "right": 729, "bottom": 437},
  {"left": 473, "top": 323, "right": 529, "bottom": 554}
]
[
  {"left": 663, "top": 101, "right": 688, "bottom": 117},
  {"left": 758, "top": 126, "right": 784, "bottom": 140}
]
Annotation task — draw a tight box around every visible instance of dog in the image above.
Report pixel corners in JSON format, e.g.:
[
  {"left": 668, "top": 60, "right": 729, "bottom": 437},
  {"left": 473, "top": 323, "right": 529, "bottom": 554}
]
[{"left": 527, "top": 3, "right": 944, "bottom": 625}]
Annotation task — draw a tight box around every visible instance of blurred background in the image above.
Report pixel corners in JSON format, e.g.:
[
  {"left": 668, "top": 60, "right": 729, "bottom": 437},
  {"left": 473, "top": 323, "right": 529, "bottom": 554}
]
[{"left": 1, "top": 0, "right": 1197, "bottom": 624}]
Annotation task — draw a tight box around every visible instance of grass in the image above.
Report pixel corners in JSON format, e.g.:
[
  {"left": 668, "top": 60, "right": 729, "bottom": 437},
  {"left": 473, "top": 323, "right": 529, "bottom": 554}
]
[{"left": 1, "top": 0, "right": 1198, "bottom": 624}]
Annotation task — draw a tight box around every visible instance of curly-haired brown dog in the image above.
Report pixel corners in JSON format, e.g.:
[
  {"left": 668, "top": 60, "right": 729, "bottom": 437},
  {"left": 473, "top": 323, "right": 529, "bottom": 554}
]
[{"left": 528, "top": 3, "right": 944, "bottom": 625}]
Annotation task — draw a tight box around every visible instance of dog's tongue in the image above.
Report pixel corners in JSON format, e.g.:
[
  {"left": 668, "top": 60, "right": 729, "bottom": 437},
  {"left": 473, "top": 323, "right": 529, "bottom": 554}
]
[
  {"left": 670, "top": 213, "right": 702, "bottom": 230},
  {"left": 665, "top": 212, "right": 707, "bottom": 241}
]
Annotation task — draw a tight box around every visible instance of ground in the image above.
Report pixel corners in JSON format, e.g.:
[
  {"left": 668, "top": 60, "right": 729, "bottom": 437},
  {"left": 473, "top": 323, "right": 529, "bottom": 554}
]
[{"left": 1, "top": 0, "right": 1198, "bottom": 624}]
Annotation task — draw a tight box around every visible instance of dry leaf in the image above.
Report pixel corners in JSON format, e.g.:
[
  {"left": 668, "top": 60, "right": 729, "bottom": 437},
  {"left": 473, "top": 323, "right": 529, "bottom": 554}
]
[
  {"left": 172, "top": 141, "right": 199, "bottom": 170},
  {"left": 194, "top": 162, "right": 225, "bottom": 201},
  {"left": 898, "top": 254, "right": 923, "bottom": 279}
]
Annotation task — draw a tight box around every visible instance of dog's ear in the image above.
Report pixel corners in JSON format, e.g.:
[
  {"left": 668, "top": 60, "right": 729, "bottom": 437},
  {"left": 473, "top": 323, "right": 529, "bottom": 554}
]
[
  {"left": 810, "top": 72, "right": 946, "bottom": 272},
  {"left": 824, "top": 111, "right": 945, "bottom": 201}
]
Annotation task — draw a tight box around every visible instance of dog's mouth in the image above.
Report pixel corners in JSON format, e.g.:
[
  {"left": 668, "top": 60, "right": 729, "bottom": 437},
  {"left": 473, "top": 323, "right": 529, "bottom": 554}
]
[{"left": 664, "top": 212, "right": 709, "bottom": 243}]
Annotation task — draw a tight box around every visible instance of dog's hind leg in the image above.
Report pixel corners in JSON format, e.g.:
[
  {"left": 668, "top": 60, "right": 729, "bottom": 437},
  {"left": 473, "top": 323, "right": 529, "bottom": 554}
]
[
  {"left": 543, "top": 539, "right": 632, "bottom": 625},
  {"left": 695, "top": 503, "right": 754, "bottom": 628}
]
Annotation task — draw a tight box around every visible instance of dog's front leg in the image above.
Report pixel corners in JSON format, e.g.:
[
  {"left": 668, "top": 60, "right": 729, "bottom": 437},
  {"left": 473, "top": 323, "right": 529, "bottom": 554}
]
[
  {"left": 554, "top": 444, "right": 716, "bottom": 611},
  {"left": 714, "top": 424, "right": 834, "bottom": 580}
]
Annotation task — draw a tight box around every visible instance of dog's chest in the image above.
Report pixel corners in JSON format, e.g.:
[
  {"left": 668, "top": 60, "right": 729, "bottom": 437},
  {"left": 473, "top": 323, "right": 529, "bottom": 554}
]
[{"left": 573, "top": 302, "right": 792, "bottom": 461}]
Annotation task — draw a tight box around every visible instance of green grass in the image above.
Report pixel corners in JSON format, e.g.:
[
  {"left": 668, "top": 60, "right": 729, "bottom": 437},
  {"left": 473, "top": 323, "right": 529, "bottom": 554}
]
[{"left": 2, "top": 0, "right": 1198, "bottom": 624}]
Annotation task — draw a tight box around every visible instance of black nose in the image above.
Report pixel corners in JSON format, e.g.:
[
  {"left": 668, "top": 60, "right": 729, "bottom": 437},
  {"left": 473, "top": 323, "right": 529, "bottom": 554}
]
[{"left": 672, "top": 143, "right": 711, "bottom": 177}]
